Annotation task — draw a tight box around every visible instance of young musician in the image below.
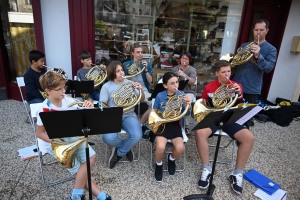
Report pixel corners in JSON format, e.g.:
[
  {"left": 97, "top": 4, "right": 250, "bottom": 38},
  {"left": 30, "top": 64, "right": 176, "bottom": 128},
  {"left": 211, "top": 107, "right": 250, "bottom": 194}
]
[
  {"left": 195, "top": 60, "right": 254, "bottom": 195},
  {"left": 24, "top": 50, "right": 46, "bottom": 104},
  {"left": 123, "top": 43, "right": 153, "bottom": 138},
  {"left": 36, "top": 71, "right": 112, "bottom": 200},
  {"left": 76, "top": 51, "right": 106, "bottom": 101},
  {"left": 153, "top": 72, "right": 191, "bottom": 182},
  {"left": 172, "top": 52, "right": 197, "bottom": 135},
  {"left": 100, "top": 61, "right": 144, "bottom": 169}
]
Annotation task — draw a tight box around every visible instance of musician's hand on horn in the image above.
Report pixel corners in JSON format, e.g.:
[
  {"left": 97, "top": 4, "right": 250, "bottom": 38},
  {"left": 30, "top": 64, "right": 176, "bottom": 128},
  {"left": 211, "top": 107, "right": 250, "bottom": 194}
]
[
  {"left": 82, "top": 100, "right": 94, "bottom": 108},
  {"left": 141, "top": 60, "right": 148, "bottom": 68},
  {"left": 232, "top": 83, "right": 241, "bottom": 95},
  {"left": 132, "top": 82, "right": 142, "bottom": 90},
  {"left": 177, "top": 69, "right": 186, "bottom": 78},
  {"left": 250, "top": 44, "right": 260, "bottom": 59},
  {"left": 99, "top": 64, "right": 106, "bottom": 70},
  {"left": 183, "top": 95, "right": 191, "bottom": 105}
]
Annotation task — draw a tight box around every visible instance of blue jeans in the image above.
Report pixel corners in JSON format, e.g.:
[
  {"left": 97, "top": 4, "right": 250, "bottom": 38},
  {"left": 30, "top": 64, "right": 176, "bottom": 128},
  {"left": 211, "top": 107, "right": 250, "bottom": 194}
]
[
  {"left": 88, "top": 89, "right": 100, "bottom": 101},
  {"left": 102, "top": 115, "right": 142, "bottom": 157},
  {"left": 27, "top": 98, "right": 44, "bottom": 105}
]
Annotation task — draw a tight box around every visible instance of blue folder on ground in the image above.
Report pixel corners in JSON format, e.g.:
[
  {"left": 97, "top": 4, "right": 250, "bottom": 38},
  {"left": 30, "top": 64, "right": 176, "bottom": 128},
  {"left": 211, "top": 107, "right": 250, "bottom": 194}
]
[{"left": 244, "top": 169, "right": 281, "bottom": 195}]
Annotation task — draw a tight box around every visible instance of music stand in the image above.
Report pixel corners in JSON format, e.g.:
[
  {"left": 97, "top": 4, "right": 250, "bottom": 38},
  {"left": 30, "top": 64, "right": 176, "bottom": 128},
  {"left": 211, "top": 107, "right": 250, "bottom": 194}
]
[
  {"left": 40, "top": 107, "right": 123, "bottom": 200},
  {"left": 184, "top": 106, "right": 257, "bottom": 200},
  {"left": 66, "top": 80, "right": 94, "bottom": 97}
]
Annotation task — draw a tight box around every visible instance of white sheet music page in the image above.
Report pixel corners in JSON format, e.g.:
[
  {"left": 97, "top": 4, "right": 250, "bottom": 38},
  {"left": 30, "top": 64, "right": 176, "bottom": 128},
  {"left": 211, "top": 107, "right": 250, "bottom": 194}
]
[
  {"left": 254, "top": 188, "right": 287, "bottom": 200},
  {"left": 235, "top": 106, "right": 263, "bottom": 125},
  {"left": 17, "top": 145, "right": 38, "bottom": 160}
]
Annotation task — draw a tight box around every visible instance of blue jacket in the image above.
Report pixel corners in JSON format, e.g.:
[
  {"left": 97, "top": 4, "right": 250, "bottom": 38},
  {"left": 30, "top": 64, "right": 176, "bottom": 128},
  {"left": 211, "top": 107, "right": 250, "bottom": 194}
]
[
  {"left": 153, "top": 90, "right": 191, "bottom": 127},
  {"left": 233, "top": 41, "right": 277, "bottom": 94},
  {"left": 123, "top": 59, "right": 153, "bottom": 92}
]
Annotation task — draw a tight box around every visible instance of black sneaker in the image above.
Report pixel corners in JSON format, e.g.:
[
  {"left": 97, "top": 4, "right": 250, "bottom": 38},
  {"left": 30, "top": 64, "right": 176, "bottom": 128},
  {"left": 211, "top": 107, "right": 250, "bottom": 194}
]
[
  {"left": 167, "top": 154, "right": 176, "bottom": 175},
  {"left": 228, "top": 172, "right": 243, "bottom": 195},
  {"left": 155, "top": 164, "right": 163, "bottom": 182},
  {"left": 126, "top": 149, "right": 134, "bottom": 162},
  {"left": 109, "top": 147, "right": 121, "bottom": 169},
  {"left": 105, "top": 193, "right": 112, "bottom": 200},
  {"left": 69, "top": 195, "right": 84, "bottom": 200},
  {"left": 198, "top": 168, "right": 211, "bottom": 189}
]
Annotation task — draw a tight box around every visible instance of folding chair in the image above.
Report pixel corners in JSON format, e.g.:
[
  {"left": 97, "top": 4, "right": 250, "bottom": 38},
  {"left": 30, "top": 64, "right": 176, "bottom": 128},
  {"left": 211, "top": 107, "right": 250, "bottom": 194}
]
[
  {"left": 208, "top": 130, "right": 235, "bottom": 165},
  {"left": 104, "top": 103, "right": 143, "bottom": 163},
  {"left": 149, "top": 98, "right": 188, "bottom": 172},
  {"left": 30, "top": 103, "right": 74, "bottom": 186},
  {"left": 16, "top": 77, "right": 32, "bottom": 124}
]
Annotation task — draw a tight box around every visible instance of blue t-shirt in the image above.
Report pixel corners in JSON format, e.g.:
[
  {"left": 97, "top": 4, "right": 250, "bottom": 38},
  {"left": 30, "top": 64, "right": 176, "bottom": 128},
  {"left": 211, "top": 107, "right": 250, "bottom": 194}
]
[{"left": 233, "top": 41, "right": 277, "bottom": 94}]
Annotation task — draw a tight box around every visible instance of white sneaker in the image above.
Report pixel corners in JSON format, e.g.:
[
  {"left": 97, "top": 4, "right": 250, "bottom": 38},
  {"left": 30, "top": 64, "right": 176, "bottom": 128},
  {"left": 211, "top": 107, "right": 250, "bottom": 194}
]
[
  {"left": 228, "top": 172, "right": 243, "bottom": 195},
  {"left": 198, "top": 168, "right": 211, "bottom": 189}
]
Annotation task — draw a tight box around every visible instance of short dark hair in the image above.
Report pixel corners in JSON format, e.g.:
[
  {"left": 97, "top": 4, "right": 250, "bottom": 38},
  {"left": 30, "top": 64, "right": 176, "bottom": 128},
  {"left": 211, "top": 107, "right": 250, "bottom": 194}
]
[
  {"left": 214, "top": 60, "right": 231, "bottom": 72},
  {"left": 254, "top": 18, "right": 269, "bottom": 29},
  {"left": 131, "top": 43, "right": 143, "bottom": 53},
  {"left": 107, "top": 61, "right": 124, "bottom": 81},
  {"left": 180, "top": 51, "right": 193, "bottom": 65},
  {"left": 162, "top": 72, "right": 177, "bottom": 85},
  {"left": 28, "top": 50, "right": 45, "bottom": 64},
  {"left": 79, "top": 51, "right": 91, "bottom": 60}
]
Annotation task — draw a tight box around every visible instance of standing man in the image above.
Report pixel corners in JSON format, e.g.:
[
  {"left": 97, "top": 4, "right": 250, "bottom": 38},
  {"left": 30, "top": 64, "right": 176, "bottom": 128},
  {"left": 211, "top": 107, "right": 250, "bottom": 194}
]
[
  {"left": 233, "top": 19, "right": 277, "bottom": 104},
  {"left": 123, "top": 43, "right": 153, "bottom": 138}
]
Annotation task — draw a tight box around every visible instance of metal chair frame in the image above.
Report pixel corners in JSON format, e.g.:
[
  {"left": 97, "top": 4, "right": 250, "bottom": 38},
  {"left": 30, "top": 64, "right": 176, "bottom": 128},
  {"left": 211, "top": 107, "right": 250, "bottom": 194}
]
[
  {"left": 16, "top": 77, "right": 32, "bottom": 124},
  {"left": 209, "top": 130, "right": 235, "bottom": 165},
  {"left": 30, "top": 103, "right": 74, "bottom": 186}
]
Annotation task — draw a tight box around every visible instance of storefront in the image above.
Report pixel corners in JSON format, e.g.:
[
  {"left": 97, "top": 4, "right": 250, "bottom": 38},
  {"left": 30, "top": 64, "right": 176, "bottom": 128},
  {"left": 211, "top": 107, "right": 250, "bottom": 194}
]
[{"left": 0, "top": 0, "right": 299, "bottom": 102}]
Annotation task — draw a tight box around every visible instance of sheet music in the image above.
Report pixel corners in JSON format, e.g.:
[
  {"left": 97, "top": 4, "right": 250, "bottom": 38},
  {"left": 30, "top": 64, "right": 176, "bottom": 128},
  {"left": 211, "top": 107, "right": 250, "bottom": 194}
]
[
  {"left": 235, "top": 106, "right": 263, "bottom": 125},
  {"left": 17, "top": 145, "right": 38, "bottom": 160},
  {"left": 254, "top": 189, "right": 287, "bottom": 200}
]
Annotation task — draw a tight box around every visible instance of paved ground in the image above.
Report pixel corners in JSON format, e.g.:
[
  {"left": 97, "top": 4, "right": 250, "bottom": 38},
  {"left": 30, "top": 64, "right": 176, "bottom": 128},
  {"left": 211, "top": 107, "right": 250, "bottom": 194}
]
[{"left": 0, "top": 99, "right": 299, "bottom": 200}]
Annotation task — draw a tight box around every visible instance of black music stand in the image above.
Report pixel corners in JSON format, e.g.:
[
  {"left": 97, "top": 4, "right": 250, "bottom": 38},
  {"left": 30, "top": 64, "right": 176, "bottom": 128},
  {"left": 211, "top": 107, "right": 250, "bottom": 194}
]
[
  {"left": 184, "top": 106, "right": 258, "bottom": 200},
  {"left": 66, "top": 80, "right": 94, "bottom": 97},
  {"left": 40, "top": 107, "right": 123, "bottom": 200}
]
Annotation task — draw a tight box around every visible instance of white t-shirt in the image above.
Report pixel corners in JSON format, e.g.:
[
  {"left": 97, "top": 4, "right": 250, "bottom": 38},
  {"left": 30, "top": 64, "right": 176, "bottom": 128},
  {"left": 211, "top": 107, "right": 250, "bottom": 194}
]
[{"left": 36, "top": 96, "right": 78, "bottom": 153}]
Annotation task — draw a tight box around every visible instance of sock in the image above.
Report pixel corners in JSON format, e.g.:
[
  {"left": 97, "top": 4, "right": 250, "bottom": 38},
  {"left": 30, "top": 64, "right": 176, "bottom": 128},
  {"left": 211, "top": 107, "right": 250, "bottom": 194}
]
[
  {"left": 169, "top": 154, "right": 175, "bottom": 161},
  {"left": 156, "top": 161, "right": 162, "bottom": 166},
  {"left": 203, "top": 164, "right": 212, "bottom": 172},
  {"left": 71, "top": 189, "right": 84, "bottom": 199},
  {"left": 97, "top": 191, "right": 108, "bottom": 200},
  {"left": 233, "top": 168, "right": 243, "bottom": 175}
]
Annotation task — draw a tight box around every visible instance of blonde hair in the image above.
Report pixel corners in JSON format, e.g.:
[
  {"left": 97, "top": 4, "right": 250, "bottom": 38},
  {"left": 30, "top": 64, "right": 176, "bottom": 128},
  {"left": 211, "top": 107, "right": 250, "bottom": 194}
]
[{"left": 39, "top": 71, "right": 67, "bottom": 90}]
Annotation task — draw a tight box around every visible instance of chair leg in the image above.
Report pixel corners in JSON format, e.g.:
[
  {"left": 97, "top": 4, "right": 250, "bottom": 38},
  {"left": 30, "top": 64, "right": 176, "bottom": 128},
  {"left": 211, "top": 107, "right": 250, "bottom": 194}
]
[
  {"left": 105, "top": 141, "right": 141, "bottom": 163},
  {"left": 209, "top": 139, "right": 235, "bottom": 165}
]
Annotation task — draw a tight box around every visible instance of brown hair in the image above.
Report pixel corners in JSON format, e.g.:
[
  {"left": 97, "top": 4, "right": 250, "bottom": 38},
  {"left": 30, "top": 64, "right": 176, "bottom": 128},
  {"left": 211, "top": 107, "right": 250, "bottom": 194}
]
[
  {"left": 79, "top": 51, "right": 91, "bottom": 60},
  {"left": 39, "top": 71, "right": 67, "bottom": 90},
  {"left": 180, "top": 51, "right": 193, "bottom": 65},
  {"left": 131, "top": 43, "right": 143, "bottom": 53},
  {"left": 214, "top": 60, "right": 231, "bottom": 72},
  {"left": 106, "top": 61, "right": 125, "bottom": 81},
  {"left": 253, "top": 18, "right": 269, "bottom": 29}
]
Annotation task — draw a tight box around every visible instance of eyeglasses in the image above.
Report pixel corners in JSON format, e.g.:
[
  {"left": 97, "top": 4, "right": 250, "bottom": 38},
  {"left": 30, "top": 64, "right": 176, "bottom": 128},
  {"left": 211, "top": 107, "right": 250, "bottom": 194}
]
[
  {"left": 181, "top": 57, "right": 189, "bottom": 60},
  {"left": 168, "top": 81, "right": 179, "bottom": 86},
  {"left": 52, "top": 85, "right": 68, "bottom": 92}
]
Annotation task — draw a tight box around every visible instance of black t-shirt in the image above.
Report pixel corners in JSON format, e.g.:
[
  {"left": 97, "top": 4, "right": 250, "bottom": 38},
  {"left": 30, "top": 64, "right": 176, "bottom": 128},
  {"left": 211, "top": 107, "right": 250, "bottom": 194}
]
[{"left": 24, "top": 67, "right": 47, "bottom": 101}]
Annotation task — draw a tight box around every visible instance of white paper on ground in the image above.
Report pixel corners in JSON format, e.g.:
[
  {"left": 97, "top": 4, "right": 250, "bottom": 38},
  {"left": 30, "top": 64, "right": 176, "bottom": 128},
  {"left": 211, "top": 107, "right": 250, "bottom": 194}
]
[
  {"left": 17, "top": 145, "right": 38, "bottom": 160},
  {"left": 254, "top": 188, "right": 287, "bottom": 200}
]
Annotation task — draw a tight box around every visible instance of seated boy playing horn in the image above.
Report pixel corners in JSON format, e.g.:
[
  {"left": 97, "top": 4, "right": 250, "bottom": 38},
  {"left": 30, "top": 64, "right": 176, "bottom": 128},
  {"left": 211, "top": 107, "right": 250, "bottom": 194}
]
[{"left": 35, "top": 71, "right": 112, "bottom": 200}]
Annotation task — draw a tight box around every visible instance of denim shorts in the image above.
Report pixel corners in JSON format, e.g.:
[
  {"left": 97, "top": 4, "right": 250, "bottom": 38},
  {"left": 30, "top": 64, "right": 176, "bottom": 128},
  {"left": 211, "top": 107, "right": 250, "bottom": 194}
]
[{"left": 46, "top": 137, "right": 96, "bottom": 175}]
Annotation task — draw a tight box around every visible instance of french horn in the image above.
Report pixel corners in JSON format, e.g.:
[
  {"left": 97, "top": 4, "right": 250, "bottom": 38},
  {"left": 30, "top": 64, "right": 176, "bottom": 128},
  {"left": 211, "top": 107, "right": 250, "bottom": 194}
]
[
  {"left": 124, "top": 60, "right": 146, "bottom": 79},
  {"left": 148, "top": 90, "right": 190, "bottom": 134},
  {"left": 39, "top": 67, "right": 68, "bottom": 99},
  {"left": 230, "top": 41, "right": 257, "bottom": 67},
  {"left": 111, "top": 78, "right": 142, "bottom": 112}
]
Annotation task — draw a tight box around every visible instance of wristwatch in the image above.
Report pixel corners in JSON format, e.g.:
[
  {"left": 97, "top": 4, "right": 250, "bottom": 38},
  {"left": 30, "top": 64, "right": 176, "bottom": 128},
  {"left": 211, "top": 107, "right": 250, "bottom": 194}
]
[
  {"left": 145, "top": 70, "right": 149, "bottom": 73},
  {"left": 184, "top": 75, "right": 189, "bottom": 81}
]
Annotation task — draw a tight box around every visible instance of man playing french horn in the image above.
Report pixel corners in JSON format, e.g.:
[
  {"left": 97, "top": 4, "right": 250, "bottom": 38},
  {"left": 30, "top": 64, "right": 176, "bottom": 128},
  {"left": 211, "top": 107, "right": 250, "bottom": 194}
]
[
  {"left": 195, "top": 60, "right": 254, "bottom": 196},
  {"left": 100, "top": 61, "right": 144, "bottom": 169},
  {"left": 35, "top": 71, "right": 112, "bottom": 200},
  {"left": 123, "top": 43, "right": 153, "bottom": 138}
]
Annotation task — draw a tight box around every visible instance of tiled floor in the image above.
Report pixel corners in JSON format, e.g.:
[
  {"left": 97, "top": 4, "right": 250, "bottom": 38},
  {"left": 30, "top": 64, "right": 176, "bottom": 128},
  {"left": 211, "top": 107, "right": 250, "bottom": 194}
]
[{"left": 0, "top": 100, "right": 299, "bottom": 200}]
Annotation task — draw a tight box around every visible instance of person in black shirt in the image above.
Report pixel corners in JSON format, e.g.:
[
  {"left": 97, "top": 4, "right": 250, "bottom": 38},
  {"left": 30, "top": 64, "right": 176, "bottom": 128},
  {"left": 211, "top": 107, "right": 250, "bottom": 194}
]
[{"left": 24, "top": 50, "right": 46, "bottom": 104}]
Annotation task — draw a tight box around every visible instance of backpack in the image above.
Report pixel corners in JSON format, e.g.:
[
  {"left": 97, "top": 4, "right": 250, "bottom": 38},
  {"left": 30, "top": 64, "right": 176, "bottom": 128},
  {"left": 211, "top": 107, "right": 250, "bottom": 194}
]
[{"left": 260, "top": 107, "right": 294, "bottom": 127}]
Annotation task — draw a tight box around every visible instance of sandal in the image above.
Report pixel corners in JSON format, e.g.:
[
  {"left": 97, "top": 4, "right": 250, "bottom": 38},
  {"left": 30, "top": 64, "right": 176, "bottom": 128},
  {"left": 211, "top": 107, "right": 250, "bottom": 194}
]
[{"left": 185, "top": 127, "right": 191, "bottom": 135}]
